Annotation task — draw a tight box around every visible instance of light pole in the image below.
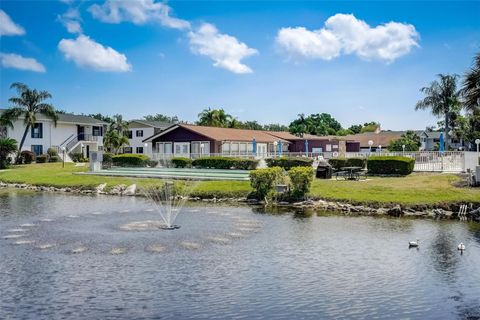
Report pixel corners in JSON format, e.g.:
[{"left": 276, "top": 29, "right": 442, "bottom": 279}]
[
  {"left": 476, "top": 139, "right": 480, "bottom": 161},
  {"left": 61, "top": 146, "right": 66, "bottom": 168},
  {"left": 144, "top": 143, "right": 148, "bottom": 155},
  {"left": 402, "top": 144, "right": 406, "bottom": 156},
  {"left": 378, "top": 145, "right": 382, "bottom": 153},
  {"left": 368, "top": 140, "right": 373, "bottom": 155},
  {"left": 273, "top": 141, "right": 278, "bottom": 158}
]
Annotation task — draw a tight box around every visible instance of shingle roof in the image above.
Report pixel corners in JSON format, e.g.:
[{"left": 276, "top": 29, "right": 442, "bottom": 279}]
[
  {"left": 340, "top": 132, "right": 404, "bottom": 147},
  {"left": 267, "top": 131, "right": 342, "bottom": 141},
  {"left": 0, "top": 109, "right": 107, "bottom": 125},
  {"left": 128, "top": 119, "right": 172, "bottom": 129}
]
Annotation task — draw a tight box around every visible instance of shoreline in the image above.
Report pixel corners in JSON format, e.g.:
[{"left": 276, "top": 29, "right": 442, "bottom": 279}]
[{"left": 2, "top": 181, "right": 479, "bottom": 222}]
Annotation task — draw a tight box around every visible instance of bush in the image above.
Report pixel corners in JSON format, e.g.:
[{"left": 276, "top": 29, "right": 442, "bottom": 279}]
[
  {"left": 70, "top": 152, "right": 86, "bottom": 163},
  {"left": 328, "top": 157, "right": 366, "bottom": 171},
  {"left": 172, "top": 157, "right": 192, "bottom": 168},
  {"left": 146, "top": 160, "right": 159, "bottom": 167},
  {"left": 367, "top": 156, "right": 415, "bottom": 175},
  {"left": 36, "top": 154, "right": 48, "bottom": 163},
  {"left": 20, "top": 150, "right": 36, "bottom": 164},
  {"left": 249, "top": 167, "right": 284, "bottom": 199},
  {"left": 288, "top": 166, "right": 314, "bottom": 199},
  {"left": 49, "top": 155, "right": 59, "bottom": 163},
  {"left": 266, "top": 157, "right": 313, "bottom": 170},
  {"left": 47, "top": 147, "right": 58, "bottom": 157},
  {"left": 102, "top": 152, "right": 113, "bottom": 163},
  {"left": 192, "top": 157, "right": 258, "bottom": 170},
  {"left": 112, "top": 154, "right": 150, "bottom": 167}
]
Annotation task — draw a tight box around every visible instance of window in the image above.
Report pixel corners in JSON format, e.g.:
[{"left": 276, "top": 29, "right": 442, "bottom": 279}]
[
  {"left": 156, "top": 142, "right": 172, "bottom": 154},
  {"left": 92, "top": 126, "right": 103, "bottom": 137},
  {"left": 31, "top": 145, "right": 43, "bottom": 155},
  {"left": 326, "top": 144, "right": 332, "bottom": 152},
  {"left": 136, "top": 130, "right": 143, "bottom": 137},
  {"left": 136, "top": 147, "right": 144, "bottom": 154},
  {"left": 126, "top": 131, "right": 133, "bottom": 139},
  {"left": 191, "top": 141, "right": 210, "bottom": 156},
  {"left": 31, "top": 123, "right": 43, "bottom": 139},
  {"left": 123, "top": 147, "right": 132, "bottom": 154}
]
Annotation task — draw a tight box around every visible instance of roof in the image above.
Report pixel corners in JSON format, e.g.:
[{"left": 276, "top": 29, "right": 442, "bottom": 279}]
[
  {"left": 266, "top": 131, "right": 337, "bottom": 141},
  {"left": 341, "top": 132, "right": 405, "bottom": 147},
  {"left": 0, "top": 109, "right": 107, "bottom": 125},
  {"left": 128, "top": 119, "right": 172, "bottom": 129},
  {"left": 424, "top": 131, "right": 442, "bottom": 139},
  {"left": 144, "top": 124, "right": 291, "bottom": 143}
]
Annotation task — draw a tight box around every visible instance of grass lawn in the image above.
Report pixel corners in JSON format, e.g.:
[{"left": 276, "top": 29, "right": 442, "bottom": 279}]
[{"left": 0, "top": 163, "right": 478, "bottom": 206}]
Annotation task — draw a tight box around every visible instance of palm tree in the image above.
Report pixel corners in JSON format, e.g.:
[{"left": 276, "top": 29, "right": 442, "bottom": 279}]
[
  {"left": 0, "top": 137, "right": 18, "bottom": 169},
  {"left": 197, "top": 108, "right": 232, "bottom": 127},
  {"left": 415, "top": 74, "right": 461, "bottom": 150},
  {"left": 463, "top": 52, "right": 480, "bottom": 113},
  {"left": 0, "top": 83, "right": 58, "bottom": 162},
  {"left": 111, "top": 114, "right": 128, "bottom": 134},
  {"left": 103, "top": 127, "right": 129, "bottom": 154}
]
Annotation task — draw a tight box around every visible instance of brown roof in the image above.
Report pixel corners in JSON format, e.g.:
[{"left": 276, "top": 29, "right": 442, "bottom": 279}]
[
  {"left": 267, "top": 131, "right": 340, "bottom": 141},
  {"left": 340, "top": 132, "right": 404, "bottom": 147},
  {"left": 178, "top": 124, "right": 290, "bottom": 143}
]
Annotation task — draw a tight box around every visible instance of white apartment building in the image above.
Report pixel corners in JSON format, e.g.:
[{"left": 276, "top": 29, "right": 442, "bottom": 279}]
[{"left": 125, "top": 120, "right": 172, "bottom": 156}]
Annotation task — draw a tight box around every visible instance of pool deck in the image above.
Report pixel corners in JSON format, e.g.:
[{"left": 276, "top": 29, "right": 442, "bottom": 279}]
[{"left": 77, "top": 167, "right": 251, "bottom": 181}]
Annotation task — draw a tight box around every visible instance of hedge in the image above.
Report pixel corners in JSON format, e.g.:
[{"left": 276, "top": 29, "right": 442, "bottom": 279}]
[
  {"left": 367, "top": 156, "right": 415, "bottom": 175},
  {"left": 328, "top": 157, "right": 366, "bottom": 171},
  {"left": 288, "top": 166, "right": 314, "bottom": 199},
  {"left": 36, "top": 154, "right": 48, "bottom": 163},
  {"left": 172, "top": 157, "right": 192, "bottom": 168},
  {"left": 49, "top": 155, "right": 59, "bottom": 163},
  {"left": 47, "top": 147, "right": 58, "bottom": 157},
  {"left": 112, "top": 154, "right": 150, "bottom": 167},
  {"left": 192, "top": 157, "right": 258, "bottom": 170},
  {"left": 266, "top": 157, "right": 313, "bottom": 170},
  {"left": 20, "top": 150, "right": 36, "bottom": 164},
  {"left": 70, "top": 152, "right": 87, "bottom": 163},
  {"left": 249, "top": 167, "right": 284, "bottom": 199}
]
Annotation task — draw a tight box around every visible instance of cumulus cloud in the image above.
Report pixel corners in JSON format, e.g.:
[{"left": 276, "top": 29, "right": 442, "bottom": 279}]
[
  {"left": 0, "top": 53, "right": 46, "bottom": 72},
  {"left": 58, "top": 35, "right": 131, "bottom": 72},
  {"left": 58, "top": 8, "right": 82, "bottom": 34},
  {"left": 188, "top": 23, "right": 258, "bottom": 74},
  {"left": 276, "top": 13, "right": 419, "bottom": 62},
  {"left": 0, "top": 10, "right": 26, "bottom": 36},
  {"left": 89, "top": 0, "right": 190, "bottom": 30}
]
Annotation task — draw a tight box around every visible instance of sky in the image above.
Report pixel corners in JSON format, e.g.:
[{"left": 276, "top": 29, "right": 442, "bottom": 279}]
[{"left": 0, "top": 1, "right": 479, "bottom": 130}]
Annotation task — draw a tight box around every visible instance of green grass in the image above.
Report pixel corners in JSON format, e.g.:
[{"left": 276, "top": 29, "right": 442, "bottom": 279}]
[{"left": 1, "top": 163, "right": 479, "bottom": 206}]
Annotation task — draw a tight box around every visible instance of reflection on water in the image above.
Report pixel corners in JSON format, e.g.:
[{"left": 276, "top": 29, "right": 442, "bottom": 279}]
[{"left": 0, "top": 190, "right": 479, "bottom": 319}]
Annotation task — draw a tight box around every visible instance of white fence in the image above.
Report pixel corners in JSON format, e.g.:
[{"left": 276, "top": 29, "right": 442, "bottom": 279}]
[{"left": 151, "top": 151, "right": 478, "bottom": 173}]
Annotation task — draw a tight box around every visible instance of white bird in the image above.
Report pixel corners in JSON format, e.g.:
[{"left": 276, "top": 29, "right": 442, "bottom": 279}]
[
  {"left": 457, "top": 242, "right": 466, "bottom": 251},
  {"left": 409, "top": 239, "right": 419, "bottom": 247}
]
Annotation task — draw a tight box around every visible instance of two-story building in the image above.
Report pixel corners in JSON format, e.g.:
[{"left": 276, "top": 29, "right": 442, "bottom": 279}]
[{"left": 124, "top": 120, "right": 172, "bottom": 155}]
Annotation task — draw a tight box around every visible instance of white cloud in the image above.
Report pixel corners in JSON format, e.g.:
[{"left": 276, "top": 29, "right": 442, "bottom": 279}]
[
  {"left": 58, "top": 8, "right": 82, "bottom": 34},
  {"left": 188, "top": 23, "right": 258, "bottom": 74},
  {"left": 89, "top": 0, "right": 190, "bottom": 30},
  {"left": 276, "top": 13, "right": 419, "bottom": 62},
  {"left": 0, "top": 10, "right": 26, "bottom": 36},
  {"left": 0, "top": 53, "right": 46, "bottom": 72},
  {"left": 58, "top": 35, "right": 131, "bottom": 72}
]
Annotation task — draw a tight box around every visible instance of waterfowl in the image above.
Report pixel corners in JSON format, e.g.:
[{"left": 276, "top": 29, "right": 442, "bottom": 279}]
[
  {"left": 457, "top": 243, "right": 466, "bottom": 251},
  {"left": 409, "top": 240, "right": 419, "bottom": 247}
]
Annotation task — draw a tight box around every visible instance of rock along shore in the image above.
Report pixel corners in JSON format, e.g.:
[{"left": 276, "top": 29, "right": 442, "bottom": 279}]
[{"left": 1, "top": 181, "right": 479, "bottom": 222}]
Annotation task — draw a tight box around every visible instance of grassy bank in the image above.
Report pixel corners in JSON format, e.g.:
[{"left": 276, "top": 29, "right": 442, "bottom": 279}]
[{"left": 0, "top": 163, "right": 479, "bottom": 206}]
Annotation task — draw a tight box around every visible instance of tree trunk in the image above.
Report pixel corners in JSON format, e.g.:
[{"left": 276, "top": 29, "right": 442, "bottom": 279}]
[
  {"left": 444, "top": 112, "right": 450, "bottom": 151},
  {"left": 16, "top": 124, "right": 31, "bottom": 163}
]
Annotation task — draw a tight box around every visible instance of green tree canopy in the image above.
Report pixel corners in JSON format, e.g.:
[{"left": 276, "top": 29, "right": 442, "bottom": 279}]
[
  {"left": 144, "top": 114, "right": 179, "bottom": 123},
  {"left": 388, "top": 131, "right": 421, "bottom": 151},
  {"left": 289, "top": 113, "right": 343, "bottom": 136}
]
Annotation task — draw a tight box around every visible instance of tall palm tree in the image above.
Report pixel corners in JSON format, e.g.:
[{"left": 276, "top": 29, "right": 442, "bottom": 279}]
[
  {"left": 0, "top": 83, "right": 58, "bottom": 161},
  {"left": 197, "top": 108, "right": 232, "bottom": 127},
  {"left": 415, "top": 74, "right": 461, "bottom": 150},
  {"left": 463, "top": 52, "right": 480, "bottom": 113},
  {"left": 0, "top": 137, "right": 18, "bottom": 169},
  {"left": 103, "top": 127, "right": 129, "bottom": 154},
  {"left": 111, "top": 114, "right": 128, "bottom": 134}
]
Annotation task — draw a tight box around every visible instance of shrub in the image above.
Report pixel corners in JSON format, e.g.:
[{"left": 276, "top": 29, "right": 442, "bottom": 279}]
[
  {"left": 0, "top": 137, "right": 17, "bottom": 169},
  {"left": 172, "top": 157, "right": 192, "bottom": 168},
  {"left": 367, "top": 156, "right": 415, "bottom": 175},
  {"left": 249, "top": 167, "right": 284, "bottom": 199},
  {"left": 70, "top": 152, "right": 85, "bottom": 163},
  {"left": 328, "top": 157, "right": 366, "bottom": 171},
  {"left": 192, "top": 157, "right": 258, "bottom": 170},
  {"left": 288, "top": 166, "right": 314, "bottom": 199},
  {"left": 102, "top": 152, "right": 113, "bottom": 163},
  {"left": 36, "top": 154, "right": 48, "bottom": 163},
  {"left": 146, "top": 160, "right": 159, "bottom": 167},
  {"left": 20, "top": 150, "right": 36, "bottom": 164},
  {"left": 47, "top": 147, "right": 58, "bottom": 157},
  {"left": 266, "top": 157, "right": 313, "bottom": 170},
  {"left": 49, "top": 155, "right": 59, "bottom": 163},
  {"left": 112, "top": 154, "right": 150, "bottom": 167}
]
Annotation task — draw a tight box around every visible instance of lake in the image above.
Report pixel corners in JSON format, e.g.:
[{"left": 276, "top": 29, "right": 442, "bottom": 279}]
[{"left": 1, "top": 189, "right": 479, "bottom": 319}]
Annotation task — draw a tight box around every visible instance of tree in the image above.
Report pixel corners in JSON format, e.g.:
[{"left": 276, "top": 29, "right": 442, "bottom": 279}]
[
  {"left": 197, "top": 108, "right": 232, "bottom": 127},
  {"left": 348, "top": 124, "right": 363, "bottom": 134},
  {"left": 463, "top": 51, "right": 480, "bottom": 113},
  {"left": 289, "top": 113, "right": 342, "bottom": 136},
  {"left": 336, "top": 128, "right": 354, "bottom": 136},
  {"left": 103, "top": 127, "right": 129, "bottom": 154},
  {"left": 0, "top": 83, "right": 58, "bottom": 162},
  {"left": 415, "top": 74, "right": 461, "bottom": 150},
  {"left": 263, "top": 123, "right": 289, "bottom": 132},
  {"left": 0, "top": 137, "right": 17, "bottom": 169},
  {"left": 111, "top": 114, "right": 128, "bottom": 135},
  {"left": 144, "top": 114, "right": 179, "bottom": 123},
  {"left": 242, "top": 120, "right": 263, "bottom": 130},
  {"left": 388, "top": 131, "right": 421, "bottom": 151},
  {"left": 88, "top": 113, "right": 113, "bottom": 124},
  {"left": 360, "top": 122, "right": 380, "bottom": 133}
]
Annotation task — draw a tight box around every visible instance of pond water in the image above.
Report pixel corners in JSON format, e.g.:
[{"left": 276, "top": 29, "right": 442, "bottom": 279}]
[{"left": 1, "top": 189, "right": 480, "bottom": 319}]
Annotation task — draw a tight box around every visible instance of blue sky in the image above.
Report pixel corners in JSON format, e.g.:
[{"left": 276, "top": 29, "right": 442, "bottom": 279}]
[{"left": 1, "top": 1, "right": 479, "bottom": 130}]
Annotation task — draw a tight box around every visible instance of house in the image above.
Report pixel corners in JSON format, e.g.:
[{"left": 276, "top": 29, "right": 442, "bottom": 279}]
[
  {"left": 142, "top": 123, "right": 357, "bottom": 158},
  {"left": 124, "top": 119, "right": 172, "bottom": 155},
  {"left": 0, "top": 109, "right": 107, "bottom": 158}
]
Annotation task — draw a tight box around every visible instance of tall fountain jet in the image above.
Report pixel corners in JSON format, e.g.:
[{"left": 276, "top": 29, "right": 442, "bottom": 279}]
[{"left": 144, "top": 181, "right": 198, "bottom": 230}]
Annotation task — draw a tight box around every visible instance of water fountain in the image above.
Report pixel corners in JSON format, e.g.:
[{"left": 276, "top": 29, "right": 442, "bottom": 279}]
[{"left": 143, "top": 180, "right": 199, "bottom": 230}]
